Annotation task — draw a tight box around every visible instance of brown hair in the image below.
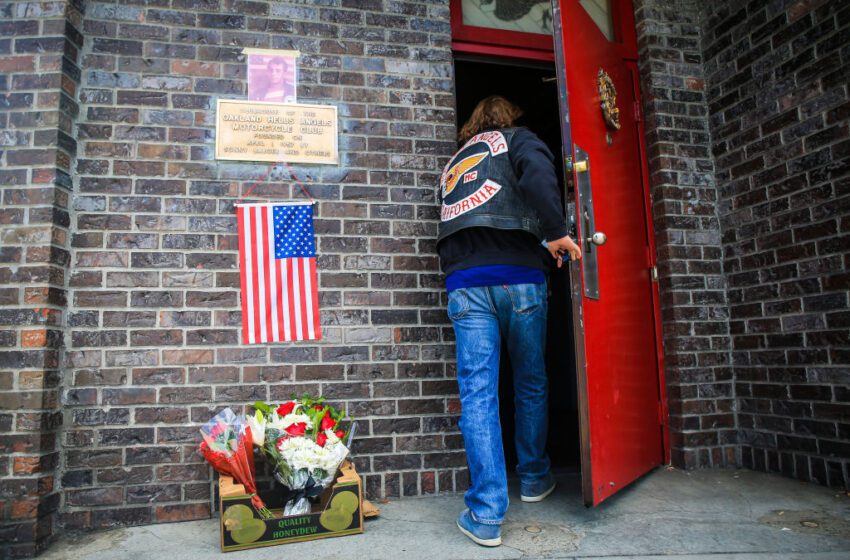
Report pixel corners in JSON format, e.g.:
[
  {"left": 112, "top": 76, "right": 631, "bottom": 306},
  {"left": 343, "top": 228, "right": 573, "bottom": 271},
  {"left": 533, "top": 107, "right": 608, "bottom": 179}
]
[{"left": 457, "top": 95, "right": 523, "bottom": 144}]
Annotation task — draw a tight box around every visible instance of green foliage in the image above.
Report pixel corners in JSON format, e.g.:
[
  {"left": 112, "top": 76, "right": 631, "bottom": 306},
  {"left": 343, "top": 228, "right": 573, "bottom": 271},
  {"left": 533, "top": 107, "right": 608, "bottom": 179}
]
[{"left": 253, "top": 400, "right": 273, "bottom": 415}]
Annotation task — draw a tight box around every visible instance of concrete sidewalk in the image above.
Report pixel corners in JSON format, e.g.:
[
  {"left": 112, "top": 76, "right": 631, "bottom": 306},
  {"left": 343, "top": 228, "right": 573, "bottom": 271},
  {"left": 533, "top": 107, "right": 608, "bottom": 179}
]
[{"left": 41, "top": 467, "right": 850, "bottom": 560}]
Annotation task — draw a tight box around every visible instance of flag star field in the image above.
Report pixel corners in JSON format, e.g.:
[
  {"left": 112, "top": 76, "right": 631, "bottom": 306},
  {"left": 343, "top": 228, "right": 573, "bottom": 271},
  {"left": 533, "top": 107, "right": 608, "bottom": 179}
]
[{"left": 274, "top": 204, "right": 316, "bottom": 258}]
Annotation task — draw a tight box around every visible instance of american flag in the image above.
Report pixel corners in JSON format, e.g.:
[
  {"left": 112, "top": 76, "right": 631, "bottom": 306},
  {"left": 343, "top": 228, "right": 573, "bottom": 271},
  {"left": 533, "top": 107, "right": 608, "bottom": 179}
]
[{"left": 236, "top": 202, "right": 321, "bottom": 344}]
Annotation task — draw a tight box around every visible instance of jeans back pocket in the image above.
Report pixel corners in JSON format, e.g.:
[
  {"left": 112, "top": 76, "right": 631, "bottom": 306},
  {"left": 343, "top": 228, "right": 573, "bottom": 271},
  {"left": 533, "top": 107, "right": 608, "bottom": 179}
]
[
  {"left": 506, "top": 283, "right": 544, "bottom": 315},
  {"left": 447, "top": 288, "right": 470, "bottom": 320}
]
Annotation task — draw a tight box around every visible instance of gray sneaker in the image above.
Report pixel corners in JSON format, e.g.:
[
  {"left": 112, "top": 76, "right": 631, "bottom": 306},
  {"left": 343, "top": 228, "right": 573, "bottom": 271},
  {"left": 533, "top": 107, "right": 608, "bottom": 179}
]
[
  {"left": 520, "top": 472, "right": 556, "bottom": 502},
  {"left": 457, "top": 509, "right": 502, "bottom": 547}
]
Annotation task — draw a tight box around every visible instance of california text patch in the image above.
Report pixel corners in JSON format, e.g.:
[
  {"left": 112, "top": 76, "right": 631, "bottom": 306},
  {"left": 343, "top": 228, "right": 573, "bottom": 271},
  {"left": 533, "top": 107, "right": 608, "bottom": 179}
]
[{"left": 440, "top": 180, "right": 502, "bottom": 221}]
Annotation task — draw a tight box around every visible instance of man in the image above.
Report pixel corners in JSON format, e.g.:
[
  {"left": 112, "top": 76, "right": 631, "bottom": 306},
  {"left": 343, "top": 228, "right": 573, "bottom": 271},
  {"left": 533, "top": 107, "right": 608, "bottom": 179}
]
[
  {"left": 255, "top": 56, "right": 295, "bottom": 103},
  {"left": 437, "top": 96, "right": 582, "bottom": 547}
]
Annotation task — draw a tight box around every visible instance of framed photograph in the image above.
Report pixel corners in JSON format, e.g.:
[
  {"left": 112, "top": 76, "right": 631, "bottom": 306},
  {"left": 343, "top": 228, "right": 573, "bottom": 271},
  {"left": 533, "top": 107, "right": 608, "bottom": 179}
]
[
  {"left": 245, "top": 48, "right": 299, "bottom": 103},
  {"left": 451, "top": 0, "right": 555, "bottom": 53}
]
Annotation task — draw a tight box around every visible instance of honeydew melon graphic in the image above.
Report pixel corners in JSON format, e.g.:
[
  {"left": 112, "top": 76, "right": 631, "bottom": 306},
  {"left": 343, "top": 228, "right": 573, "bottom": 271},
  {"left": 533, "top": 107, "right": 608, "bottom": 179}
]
[
  {"left": 223, "top": 504, "right": 267, "bottom": 544},
  {"left": 319, "top": 490, "right": 359, "bottom": 531},
  {"left": 332, "top": 491, "right": 359, "bottom": 513}
]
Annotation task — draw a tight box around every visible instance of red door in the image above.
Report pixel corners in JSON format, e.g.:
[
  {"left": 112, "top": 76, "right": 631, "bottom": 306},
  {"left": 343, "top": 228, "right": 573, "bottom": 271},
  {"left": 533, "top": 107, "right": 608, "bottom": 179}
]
[{"left": 553, "top": 0, "right": 668, "bottom": 506}]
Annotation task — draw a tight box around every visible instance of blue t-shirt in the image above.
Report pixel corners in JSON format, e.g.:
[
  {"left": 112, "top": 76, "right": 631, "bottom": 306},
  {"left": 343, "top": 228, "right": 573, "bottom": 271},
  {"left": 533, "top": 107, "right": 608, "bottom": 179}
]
[{"left": 445, "top": 264, "right": 545, "bottom": 292}]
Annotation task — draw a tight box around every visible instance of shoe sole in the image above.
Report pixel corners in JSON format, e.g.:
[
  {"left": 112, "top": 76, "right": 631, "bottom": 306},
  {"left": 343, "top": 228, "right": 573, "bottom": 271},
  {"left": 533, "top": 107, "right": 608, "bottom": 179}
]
[
  {"left": 520, "top": 481, "right": 556, "bottom": 503},
  {"left": 456, "top": 520, "right": 502, "bottom": 547}
]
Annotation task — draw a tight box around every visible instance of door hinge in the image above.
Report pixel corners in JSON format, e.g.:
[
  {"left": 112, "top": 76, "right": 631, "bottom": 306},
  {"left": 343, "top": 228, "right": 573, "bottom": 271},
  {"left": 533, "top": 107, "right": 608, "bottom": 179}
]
[
  {"left": 633, "top": 100, "right": 642, "bottom": 122},
  {"left": 650, "top": 265, "right": 658, "bottom": 282}
]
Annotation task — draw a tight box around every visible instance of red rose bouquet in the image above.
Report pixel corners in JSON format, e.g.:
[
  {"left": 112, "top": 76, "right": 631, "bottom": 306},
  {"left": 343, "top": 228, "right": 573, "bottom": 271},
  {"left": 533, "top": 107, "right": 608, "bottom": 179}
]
[
  {"left": 248, "top": 396, "right": 353, "bottom": 515},
  {"left": 199, "top": 408, "right": 272, "bottom": 518}
]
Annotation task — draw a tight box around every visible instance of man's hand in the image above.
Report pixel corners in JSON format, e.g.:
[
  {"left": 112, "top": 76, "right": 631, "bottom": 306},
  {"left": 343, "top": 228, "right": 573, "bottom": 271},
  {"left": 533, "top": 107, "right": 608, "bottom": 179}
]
[{"left": 546, "top": 235, "right": 582, "bottom": 268}]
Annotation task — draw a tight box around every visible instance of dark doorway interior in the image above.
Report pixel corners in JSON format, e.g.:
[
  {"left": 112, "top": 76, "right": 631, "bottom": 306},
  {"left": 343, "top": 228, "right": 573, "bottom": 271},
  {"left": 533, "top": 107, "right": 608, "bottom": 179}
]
[{"left": 454, "top": 57, "right": 581, "bottom": 474}]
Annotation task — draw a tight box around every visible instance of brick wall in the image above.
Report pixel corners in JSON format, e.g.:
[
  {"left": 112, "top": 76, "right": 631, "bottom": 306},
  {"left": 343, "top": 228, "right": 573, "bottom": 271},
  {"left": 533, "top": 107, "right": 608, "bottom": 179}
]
[
  {"left": 0, "top": 0, "right": 84, "bottom": 556},
  {"left": 635, "top": 0, "right": 850, "bottom": 486},
  {"left": 59, "top": 0, "right": 461, "bottom": 536},
  {"left": 703, "top": 0, "right": 850, "bottom": 488},
  {"left": 634, "top": 0, "right": 738, "bottom": 470}
]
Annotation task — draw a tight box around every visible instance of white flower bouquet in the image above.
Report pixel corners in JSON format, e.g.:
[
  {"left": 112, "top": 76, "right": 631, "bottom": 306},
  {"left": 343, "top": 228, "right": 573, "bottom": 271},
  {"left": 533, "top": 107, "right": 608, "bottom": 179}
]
[{"left": 248, "top": 397, "right": 352, "bottom": 516}]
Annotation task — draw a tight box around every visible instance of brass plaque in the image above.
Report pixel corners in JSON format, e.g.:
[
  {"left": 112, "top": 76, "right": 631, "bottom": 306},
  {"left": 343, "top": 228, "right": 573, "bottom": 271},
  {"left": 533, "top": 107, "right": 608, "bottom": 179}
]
[{"left": 215, "top": 99, "right": 338, "bottom": 164}]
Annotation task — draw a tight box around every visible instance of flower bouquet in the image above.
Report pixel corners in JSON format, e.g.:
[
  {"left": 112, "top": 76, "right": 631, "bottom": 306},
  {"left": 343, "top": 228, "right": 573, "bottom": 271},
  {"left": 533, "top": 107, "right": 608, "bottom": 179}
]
[
  {"left": 248, "top": 396, "right": 352, "bottom": 516},
  {"left": 200, "top": 408, "right": 272, "bottom": 518}
]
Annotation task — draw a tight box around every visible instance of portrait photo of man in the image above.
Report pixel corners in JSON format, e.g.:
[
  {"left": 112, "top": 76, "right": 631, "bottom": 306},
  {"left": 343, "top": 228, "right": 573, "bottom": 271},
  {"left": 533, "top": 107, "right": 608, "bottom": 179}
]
[{"left": 247, "top": 50, "right": 298, "bottom": 103}]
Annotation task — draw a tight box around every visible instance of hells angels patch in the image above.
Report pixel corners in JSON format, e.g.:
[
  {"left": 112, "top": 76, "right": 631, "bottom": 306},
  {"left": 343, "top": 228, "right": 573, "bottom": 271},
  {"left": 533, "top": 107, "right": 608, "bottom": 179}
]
[
  {"left": 439, "top": 131, "right": 510, "bottom": 197},
  {"left": 439, "top": 131, "right": 511, "bottom": 221}
]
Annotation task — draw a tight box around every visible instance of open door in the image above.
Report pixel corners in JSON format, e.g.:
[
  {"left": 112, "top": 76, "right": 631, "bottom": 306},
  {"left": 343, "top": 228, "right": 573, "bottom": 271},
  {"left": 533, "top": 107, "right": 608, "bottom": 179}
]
[{"left": 552, "top": 0, "right": 668, "bottom": 506}]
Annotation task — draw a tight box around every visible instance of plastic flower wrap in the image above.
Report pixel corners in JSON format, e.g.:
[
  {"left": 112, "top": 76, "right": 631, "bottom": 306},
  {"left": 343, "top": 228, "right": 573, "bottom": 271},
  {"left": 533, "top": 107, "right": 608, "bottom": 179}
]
[
  {"left": 253, "top": 397, "right": 352, "bottom": 516},
  {"left": 199, "top": 408, "right": 272, "bottom": 518},
  {"left": 245, "top": 410, "right": 266, "bottom": 448}
]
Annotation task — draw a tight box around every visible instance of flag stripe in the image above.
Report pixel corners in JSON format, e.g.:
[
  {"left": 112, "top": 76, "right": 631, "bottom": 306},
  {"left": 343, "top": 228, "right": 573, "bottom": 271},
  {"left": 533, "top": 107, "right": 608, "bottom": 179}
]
[
  {"left": 245, "top": 207, "right": 256, "bottom": 344},
  {"left": 236, "top": 202, "right": 321, "bottom": 344},
  {"left": 251, "top": 208, "right": 264, "bottom": 342},
  {"left": 261, "top": 206, "right": 274, "bottom": 343},
  {"left": 292, "top": 257, "right": 303, "bottom": 340},
  {"left": 303, "top": 257, "right": 315, "bottom": 340},
  {"left": 254, "top": 208, "right": 268, "bottom": 342},
  {"left": 309, "top": 258, "right": 321, "bottom": 338},
  {"left": 281, "top": 257, "right": 291, "bottom": 341},
  {"left": 267, "top": 208, "right": 281, "bottom": 342},
  {"left": 237, "top": 206, "right": 250, "bottom": 344},
  {"left": 299, "top": 258, "right": 310, "bottom": 340},
  {"left": 286, "top": 258, "right": 297, "bottom": 340}
]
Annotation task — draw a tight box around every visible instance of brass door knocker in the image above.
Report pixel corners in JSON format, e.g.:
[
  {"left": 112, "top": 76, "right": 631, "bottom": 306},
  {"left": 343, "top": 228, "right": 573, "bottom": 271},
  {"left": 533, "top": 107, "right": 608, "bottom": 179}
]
[{"left": 597, "top": 68, "right": 620, "bottom": 131}]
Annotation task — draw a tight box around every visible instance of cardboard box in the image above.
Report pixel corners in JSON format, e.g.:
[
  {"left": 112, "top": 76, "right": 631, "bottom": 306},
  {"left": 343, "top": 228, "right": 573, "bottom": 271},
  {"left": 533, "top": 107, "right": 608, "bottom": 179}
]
[{"left": 218, "top": 461, "right": 364, "bottom": 552}]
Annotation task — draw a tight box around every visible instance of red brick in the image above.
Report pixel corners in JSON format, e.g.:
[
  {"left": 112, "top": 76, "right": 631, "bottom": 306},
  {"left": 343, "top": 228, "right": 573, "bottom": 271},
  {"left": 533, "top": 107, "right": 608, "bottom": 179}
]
[
  {"left": 21, "top": 330, "right": 47, "bottom": 348},
  {"left": 154, "top": 503, "right": 210, "bottom": 523},
  {"left": 0, "top": 56, "right": 35, "bottom": 72},
  {"left": 162, "top": 349, "right": 214, "bottom": 365},
  {"left": 11, "top": 499, "right": 39, "bottom": 519},
  {"left": 13, "top": 456, "right": 41, "bottom": 475},
  {"left": 137, "top": 143, "right": 189, "bottom": 160},
  {"left": 170, "top": 60, "right": 220, "bottom": 77}
]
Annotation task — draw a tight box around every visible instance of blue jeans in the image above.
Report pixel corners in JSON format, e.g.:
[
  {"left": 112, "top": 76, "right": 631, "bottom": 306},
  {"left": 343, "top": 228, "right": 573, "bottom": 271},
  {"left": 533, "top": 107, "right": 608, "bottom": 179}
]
[{"left": 448, "top": 283, "right": 551, "bottom": 524}]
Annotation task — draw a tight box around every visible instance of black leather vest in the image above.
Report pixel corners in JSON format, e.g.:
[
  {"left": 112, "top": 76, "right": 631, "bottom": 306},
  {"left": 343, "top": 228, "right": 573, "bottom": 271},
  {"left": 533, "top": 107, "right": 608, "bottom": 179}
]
[{"left": 437, "top": 128, "right": 544, "bottom": 244}]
